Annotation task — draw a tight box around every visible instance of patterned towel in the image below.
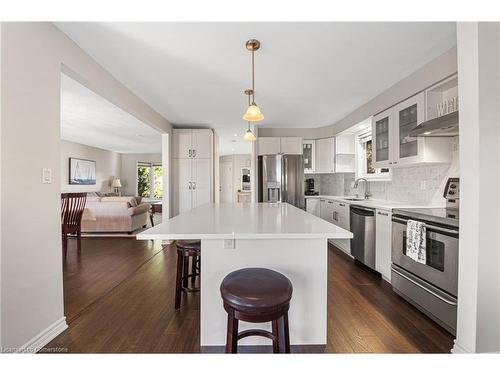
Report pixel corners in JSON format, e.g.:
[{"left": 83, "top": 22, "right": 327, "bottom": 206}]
[{"left": 406, "top": 220, "right": 426, "bottom": 264}]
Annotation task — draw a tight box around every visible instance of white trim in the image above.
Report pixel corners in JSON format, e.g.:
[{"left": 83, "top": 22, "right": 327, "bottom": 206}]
[
  {"left": 451, "top": 339, "right": 471, "bottom": 354},
  {"left": 9, "top": 317, "right": 67, "bottom": 353}
]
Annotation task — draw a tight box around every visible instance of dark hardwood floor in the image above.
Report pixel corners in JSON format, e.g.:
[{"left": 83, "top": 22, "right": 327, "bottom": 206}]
[{"left": 44, "top": 238, "right": 453, "bottom": 353}]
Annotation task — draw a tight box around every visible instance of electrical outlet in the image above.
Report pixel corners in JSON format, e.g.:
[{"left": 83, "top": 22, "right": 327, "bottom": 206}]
[{"left": 223, "top": 239, "right": 235, "bottom": 249}]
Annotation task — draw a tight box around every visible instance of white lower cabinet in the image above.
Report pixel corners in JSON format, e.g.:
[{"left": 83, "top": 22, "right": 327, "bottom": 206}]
[
  {"left": 375, "top": 209, "right": 392, "bottom": 281},
  {"left": 306, "top": 198, "right": 320, "bottom": 216},
  {"left": 319, "top": 199, "right": 334, "bottom": 222},
  {"left": 331, "top": 201, "right": 351, "bottom": 255}
]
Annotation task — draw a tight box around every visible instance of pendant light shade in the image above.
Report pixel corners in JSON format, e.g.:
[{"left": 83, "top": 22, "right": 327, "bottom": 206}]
[
  {"left": 243, "top": 128, "right": 257, "bottom": 142},
  {"left": 242, "top": 103, "right": 264, "bottom": 122}
]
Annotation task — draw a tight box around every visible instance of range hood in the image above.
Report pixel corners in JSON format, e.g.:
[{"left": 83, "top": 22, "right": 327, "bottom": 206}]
[{"left": 409, "top": 111, "right": 459, "bottom": 137}]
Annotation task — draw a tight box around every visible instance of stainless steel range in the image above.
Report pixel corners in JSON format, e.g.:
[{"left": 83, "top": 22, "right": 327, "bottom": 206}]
[{"left": 391, "top": 178, "right": 459, "bottom": 335}]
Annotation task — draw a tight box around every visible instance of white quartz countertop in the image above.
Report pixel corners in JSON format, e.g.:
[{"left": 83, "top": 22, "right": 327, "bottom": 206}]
[
  {"left": 304, "top": 195, "right": 443, "bottom": 211},
  {"left": 137, "top": 203, "right": 353, "bottom": 240}
]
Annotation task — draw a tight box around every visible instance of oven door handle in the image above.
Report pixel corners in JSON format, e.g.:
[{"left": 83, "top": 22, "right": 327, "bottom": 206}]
[
  {"left": 392, "top": 217, "right": 459, "bottom": 235},
  {"left": 392, "top": 267, "right": 457, "bottom": 306}
]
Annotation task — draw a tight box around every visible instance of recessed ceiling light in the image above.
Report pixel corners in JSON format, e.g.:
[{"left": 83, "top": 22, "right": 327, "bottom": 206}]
[
  {"left": 423, "top": 131, "right": 431, "bottom": 135},
  {"left": 234, "top": 133, "right": 238, "bottom": 137}
]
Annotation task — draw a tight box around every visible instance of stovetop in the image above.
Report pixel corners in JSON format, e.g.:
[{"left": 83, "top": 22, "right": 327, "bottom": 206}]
[{"left": 392, "top": 207, "right": 459, "bottom": 228}]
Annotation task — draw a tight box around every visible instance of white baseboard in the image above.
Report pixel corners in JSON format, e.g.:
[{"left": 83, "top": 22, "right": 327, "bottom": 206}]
[
  {"left": 451, "top": 339, "right": 471, "bottom": 354},
  {"left": 14, "top": 317, "right": 68, "bottom": 353}
]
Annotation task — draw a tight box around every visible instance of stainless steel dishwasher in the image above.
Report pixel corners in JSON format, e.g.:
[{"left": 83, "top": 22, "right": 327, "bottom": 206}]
[{"left": 350, "top": 205, "right": 376, "bottom": 269}]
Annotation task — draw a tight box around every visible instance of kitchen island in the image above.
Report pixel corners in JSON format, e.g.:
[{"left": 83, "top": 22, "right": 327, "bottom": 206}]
[{"left": 137, "top": 203, "right": 352, "bottom": 351}]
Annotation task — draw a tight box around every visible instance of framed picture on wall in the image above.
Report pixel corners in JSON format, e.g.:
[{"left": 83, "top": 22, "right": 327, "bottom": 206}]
[{"left": 69, "top": 158, "right": 96, "bottom": 185}]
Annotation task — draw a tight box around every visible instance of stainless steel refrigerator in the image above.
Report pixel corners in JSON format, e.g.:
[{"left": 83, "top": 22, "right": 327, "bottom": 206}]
[{"left": 258, "top": 154, "right": 304, "bottom": 209}]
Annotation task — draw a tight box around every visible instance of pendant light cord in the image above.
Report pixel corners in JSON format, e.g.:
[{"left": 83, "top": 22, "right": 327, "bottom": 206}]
[
  {"left": 247, "top": 90, "right": 251, "bottom": 130},
  {"left": 251, "top": 49, "right": 255, "bottom": 104}
]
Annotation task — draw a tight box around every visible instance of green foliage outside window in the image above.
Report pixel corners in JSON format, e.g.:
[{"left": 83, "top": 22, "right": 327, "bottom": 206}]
[
  {"left": 138, "top": 166, "right": 151, "bottom": 198},
  {"left": 137, "top": 164, "right": 163, "bottom": 199}
]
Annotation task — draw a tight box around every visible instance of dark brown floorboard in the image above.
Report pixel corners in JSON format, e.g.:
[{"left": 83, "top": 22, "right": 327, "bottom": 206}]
[{"left": 44, "top": 238, "right": 453, "bottom": 353}]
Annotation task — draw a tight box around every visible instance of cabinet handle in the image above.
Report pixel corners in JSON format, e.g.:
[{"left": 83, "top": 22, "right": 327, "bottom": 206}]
[
  {"left": 393, "top": 161, "right": 398, "bottom": 164},
  {"left": 188, "top": 182, "right": 192, "bottom": 190},
  {"left": 188, "top": 149, "right": 192, "bottom": 158},
  {"left": 193, "top": 149, "right": 197, "bottom": 158},
  {"left": 339, "top": 203, "right": 345, "bottom": 207},
  {"left": 320, "top": 199, "right": 325, "bottom": 202},
  {"left": 378, "top": 211, "right": 389, "bottom": 216},
  {"left": 389, "top": 162, "right": 393, "bottom": 165},
  {"left": 192, "top": 182, "right": 196, "bottom": 190}
]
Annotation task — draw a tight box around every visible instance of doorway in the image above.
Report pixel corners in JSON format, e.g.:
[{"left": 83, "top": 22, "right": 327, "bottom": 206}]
[{"left": 220, "top": 161, "right": 234, "bottom": 203}]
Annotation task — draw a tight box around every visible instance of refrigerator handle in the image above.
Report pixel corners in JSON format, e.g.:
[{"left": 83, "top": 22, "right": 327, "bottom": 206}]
[{"left": 281, "top": 155, "right": 286, "bottom": 203}]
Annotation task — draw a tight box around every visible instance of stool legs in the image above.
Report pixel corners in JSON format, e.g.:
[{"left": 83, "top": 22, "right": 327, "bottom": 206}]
[
  {"left": 225, "top": 311, "right": 239, "bottom": 354},
  {"left": 224, "top": 308, "right": 291, "bottom": 353},
  {"left": 175, "top": 250, "right": 184, "bottom": 310}
]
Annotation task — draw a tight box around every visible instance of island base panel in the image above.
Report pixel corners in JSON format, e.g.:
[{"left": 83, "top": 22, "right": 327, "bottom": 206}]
[{"left": 200, "top": 238, "right": 328, "bottom": 347}]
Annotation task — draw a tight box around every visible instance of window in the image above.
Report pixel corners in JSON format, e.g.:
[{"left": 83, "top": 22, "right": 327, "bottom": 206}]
[
  {"left": 356, "top": 132, "right": 391, "bottom": 180},
  {"left": 137, "top": 162, "right": 163, "bottom": 199}
]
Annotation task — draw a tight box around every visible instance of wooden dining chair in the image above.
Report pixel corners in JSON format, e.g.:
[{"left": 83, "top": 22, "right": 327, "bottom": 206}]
[{"left": 61, "top": 193, "right": 87, "bottom": 257}]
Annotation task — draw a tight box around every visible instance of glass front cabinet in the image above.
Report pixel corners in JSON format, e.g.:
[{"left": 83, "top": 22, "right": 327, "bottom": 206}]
[
  {"left": 372, "top": 108, "right": 394, "bottom": 168},
  {"left": 303, "top": 139, "right": 316, "bottom": 173},
  {"left": 372, "top": 92, "right": 450, "bottom": 168}
]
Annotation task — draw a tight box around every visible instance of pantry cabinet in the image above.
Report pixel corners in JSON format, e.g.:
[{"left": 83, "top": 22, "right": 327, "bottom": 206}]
[
  {"left": 172, "top": 129, "right": 214, "bottom": 216},
  {"left": 173, "top": 129, "right": 213, "bottom": 159},
  {"left": 372, "top": 92, "right": 451, "bottom": 168},
  {"left": 375, "top": 209, "right": 392, "bottom": 281}
]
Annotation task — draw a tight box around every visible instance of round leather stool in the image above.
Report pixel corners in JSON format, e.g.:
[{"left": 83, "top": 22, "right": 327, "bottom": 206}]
[
  {"left": 175, "top": 240, "right": 201, "bottom": 310},
  {"left": 220, "top": 268, "right": 293, "bottom": 353}
]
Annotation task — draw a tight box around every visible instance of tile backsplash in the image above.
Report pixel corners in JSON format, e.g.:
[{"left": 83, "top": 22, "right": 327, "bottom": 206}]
[{"left": 307, "top": 137, "right": 459, "bottom": 206}]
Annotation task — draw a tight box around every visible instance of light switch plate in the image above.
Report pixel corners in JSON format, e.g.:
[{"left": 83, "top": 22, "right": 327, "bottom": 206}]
[
  {"left": 42, "top": 168, "right": 52, "bottom": 184},
  {"left": 223, "top": 239, "right": 235, "bottom": 249}
]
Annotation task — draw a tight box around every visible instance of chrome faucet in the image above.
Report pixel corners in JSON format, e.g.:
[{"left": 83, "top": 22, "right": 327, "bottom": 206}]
[{"left": 354, "top": 178, "right": 371, "bottom": 199}]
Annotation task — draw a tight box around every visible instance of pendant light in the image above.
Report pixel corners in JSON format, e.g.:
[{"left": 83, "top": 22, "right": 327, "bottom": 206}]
[
  {"left": 243, "top": 89, "right": 257, "bottom": 142},
  {"left": 242, "top": 39, "right": 264, "bottom": 122}
]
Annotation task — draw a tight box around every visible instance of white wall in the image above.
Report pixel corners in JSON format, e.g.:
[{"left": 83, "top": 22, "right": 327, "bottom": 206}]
[
  {"left": 120, "top": 153, "right": 162, "bottom": 196},
  {"left": 219, "top": 154, "right": 251, "bottom": 203},
  {"left": 257, "top": 47, "right": 458, "bottom": 139},
  {"left": 0, "top": 22, "right": 171, "bottom": 351},
  {"left": 453, "top": 22, "right": 500, "bottom": 354},
  {"left": 60, "top": 140, "right": 121, "bottom": 194}
]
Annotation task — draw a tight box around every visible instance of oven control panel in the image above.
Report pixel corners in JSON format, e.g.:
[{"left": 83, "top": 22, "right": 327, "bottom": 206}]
[{"left": 444, "top": 178, "right": 460, "bottom": 208}]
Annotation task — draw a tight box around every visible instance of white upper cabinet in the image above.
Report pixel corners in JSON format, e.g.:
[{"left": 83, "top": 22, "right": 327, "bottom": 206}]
[
  {"left": 280, "top": 137, "right": 303, "bottom": 154},
  {"left": 192, "top": 129, "right": 213, "bottom": 159},
  {"left": 372, "top": 92, "right": 451, "bottom": 168},
  {"left": 303, "top": 140, "right": 316, "bottom": 173},
  {"left": 315, "top": 137, "right": 335, "bottom": 173},
  {"left": 173, "top": 129, "right": 213, "bottom": 159},
  {"left": 257, "top": 137, "right": 303, "bottom": 155},
  {"left": 393, "top": 92, "right": 425, "bottom": 166},
  {"left": 372, "top": 108, "right": 394, "bottom": 168},
  {"left": 257, "top": 137, "right": 281, "bottom": 155},
  {"left": 334, "top": 135, "right": 355, "bottom": 173},
  {"left": 173, "top": 129, "right": 194, "bottom": 159}
]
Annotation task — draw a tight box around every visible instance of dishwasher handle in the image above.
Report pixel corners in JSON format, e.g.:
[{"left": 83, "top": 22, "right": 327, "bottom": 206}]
[{"left": 350, "top": 206, "right": 375, "bottom": 216}]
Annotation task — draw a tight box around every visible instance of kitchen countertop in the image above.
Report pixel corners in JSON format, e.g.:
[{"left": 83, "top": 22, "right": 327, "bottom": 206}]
[
  {"left": 137, "top": 202, "right": 353, "bottom": 240},
  {"left": 305, "top": 195, "right": 443, "bottom": 211}
]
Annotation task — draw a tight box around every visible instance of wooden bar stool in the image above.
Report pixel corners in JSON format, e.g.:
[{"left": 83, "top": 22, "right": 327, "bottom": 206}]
[
  {"left": 175, "top": 240, "right": 201, "bottom": 310},
  {"left": 220, "top": 268, "right": 293, "bottom": 354}
]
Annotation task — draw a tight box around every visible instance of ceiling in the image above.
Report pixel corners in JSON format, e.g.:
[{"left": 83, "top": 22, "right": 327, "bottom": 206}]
[
  {"left": 56, "top": 22, "right": 456, "bottom": 155},
  {"left": 61, "top": 73, "right": 162, "bottom": 153}
]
